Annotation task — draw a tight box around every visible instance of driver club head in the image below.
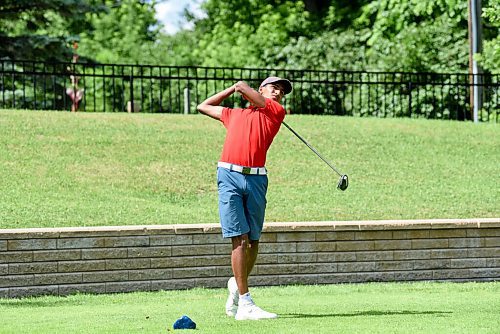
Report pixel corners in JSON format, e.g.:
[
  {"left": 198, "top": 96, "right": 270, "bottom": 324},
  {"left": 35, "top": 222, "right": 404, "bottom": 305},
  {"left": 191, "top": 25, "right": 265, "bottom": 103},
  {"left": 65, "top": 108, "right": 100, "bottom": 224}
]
[{"left": 337, "top": 174, "right": 348, "bottom": 191}]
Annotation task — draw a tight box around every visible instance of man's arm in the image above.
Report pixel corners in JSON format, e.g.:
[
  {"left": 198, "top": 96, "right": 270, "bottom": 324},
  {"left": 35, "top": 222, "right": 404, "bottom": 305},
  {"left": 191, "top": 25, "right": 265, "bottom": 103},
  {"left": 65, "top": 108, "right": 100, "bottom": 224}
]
[
  {"left": 234, "top": 81, "right": 266, "bottom": 108},
  {"left": 197, "top": 85, "right": 236, "bottom": 120}
]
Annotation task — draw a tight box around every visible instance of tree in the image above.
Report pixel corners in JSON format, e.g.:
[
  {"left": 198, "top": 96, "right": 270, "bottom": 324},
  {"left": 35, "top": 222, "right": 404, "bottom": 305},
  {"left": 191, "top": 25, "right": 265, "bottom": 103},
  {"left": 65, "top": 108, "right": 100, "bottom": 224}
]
[
  {"left": 477, "top": 0, "right": 500, "bottom": 73},
  {"left": 0, "top": 0, "right": 103, "bottom": 61},
  {"left": 77, "top": 0, "right": 160, "bottom": 64}
]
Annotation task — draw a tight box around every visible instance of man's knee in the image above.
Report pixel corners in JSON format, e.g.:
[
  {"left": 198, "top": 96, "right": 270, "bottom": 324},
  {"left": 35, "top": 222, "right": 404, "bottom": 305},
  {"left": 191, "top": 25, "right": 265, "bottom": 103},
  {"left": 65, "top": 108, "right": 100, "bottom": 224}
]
[{"left": 232, "top": 234, "right": 249, "bottom": 249}]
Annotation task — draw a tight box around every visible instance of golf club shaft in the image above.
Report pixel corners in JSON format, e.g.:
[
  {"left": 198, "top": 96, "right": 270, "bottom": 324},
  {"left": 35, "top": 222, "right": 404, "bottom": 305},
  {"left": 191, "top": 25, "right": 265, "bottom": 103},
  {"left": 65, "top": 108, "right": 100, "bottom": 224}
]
[{"left": 282, "top": 121, "right": 343, "bottom": 177}]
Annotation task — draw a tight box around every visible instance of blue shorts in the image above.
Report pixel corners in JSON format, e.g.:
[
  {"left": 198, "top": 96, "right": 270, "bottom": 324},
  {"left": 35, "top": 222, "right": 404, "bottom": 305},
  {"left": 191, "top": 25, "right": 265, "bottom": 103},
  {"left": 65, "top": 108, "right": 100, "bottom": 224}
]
[{"left": 217, "top": 167, "right": 268, "bottom": 240}]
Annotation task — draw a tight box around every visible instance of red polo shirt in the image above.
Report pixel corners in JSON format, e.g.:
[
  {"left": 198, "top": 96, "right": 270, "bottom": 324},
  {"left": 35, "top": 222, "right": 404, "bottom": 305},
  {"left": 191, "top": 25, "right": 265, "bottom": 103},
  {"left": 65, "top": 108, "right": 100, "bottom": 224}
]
[{"left": 219, "top": 98, "right": 285, "bottom": 167}]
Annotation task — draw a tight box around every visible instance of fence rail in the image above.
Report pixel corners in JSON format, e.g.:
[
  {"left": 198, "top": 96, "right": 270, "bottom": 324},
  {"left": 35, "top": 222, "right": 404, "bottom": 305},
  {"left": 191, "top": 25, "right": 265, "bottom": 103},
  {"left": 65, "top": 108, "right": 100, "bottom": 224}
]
[{"left": 0, "top": 60, "right": 498, "bottom": 121}]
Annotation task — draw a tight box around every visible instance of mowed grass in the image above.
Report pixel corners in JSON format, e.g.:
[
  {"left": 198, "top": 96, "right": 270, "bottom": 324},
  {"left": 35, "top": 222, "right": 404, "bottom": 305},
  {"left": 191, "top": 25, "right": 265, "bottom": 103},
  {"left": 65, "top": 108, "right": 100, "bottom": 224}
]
[
  {"left": 0, "top": 109, "right": 498, "bottom": 229},
  {"left": 0, "top": 282, "right": 498, "bottom": 334}
]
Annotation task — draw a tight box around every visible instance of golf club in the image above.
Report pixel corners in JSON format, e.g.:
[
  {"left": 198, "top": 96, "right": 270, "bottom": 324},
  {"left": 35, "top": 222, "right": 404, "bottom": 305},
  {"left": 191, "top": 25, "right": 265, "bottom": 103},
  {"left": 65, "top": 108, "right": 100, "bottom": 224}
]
[{"left": 282, "top": 121, "right": 348, "bottom": 191}]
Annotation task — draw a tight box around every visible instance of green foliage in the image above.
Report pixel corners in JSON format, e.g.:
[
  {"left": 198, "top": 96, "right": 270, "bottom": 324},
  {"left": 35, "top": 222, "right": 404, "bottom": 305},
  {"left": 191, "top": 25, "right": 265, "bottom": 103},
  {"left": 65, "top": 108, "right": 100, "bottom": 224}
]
[
  {"left": 477, "top": 0, "right": 500, "bottom": 73},
  {"left": 0, "top": 0, "right": 103, "bottom": 61},
  {"left": 77, "top": 0, "right": 160, "bottom": 64}
]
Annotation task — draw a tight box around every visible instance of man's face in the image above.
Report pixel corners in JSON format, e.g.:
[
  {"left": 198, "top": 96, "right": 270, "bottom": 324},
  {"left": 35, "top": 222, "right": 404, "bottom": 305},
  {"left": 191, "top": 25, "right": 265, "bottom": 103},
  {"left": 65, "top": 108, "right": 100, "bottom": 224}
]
[{"left": 259, "top": 83, "right": 285, "bottom": 103}]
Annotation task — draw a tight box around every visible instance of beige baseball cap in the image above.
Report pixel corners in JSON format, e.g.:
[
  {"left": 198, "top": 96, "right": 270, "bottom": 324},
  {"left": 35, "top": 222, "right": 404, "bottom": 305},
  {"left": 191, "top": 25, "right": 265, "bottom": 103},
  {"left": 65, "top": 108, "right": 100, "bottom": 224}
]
[{"left": 259, "top": 76, "right": 292, "bottom": 95}]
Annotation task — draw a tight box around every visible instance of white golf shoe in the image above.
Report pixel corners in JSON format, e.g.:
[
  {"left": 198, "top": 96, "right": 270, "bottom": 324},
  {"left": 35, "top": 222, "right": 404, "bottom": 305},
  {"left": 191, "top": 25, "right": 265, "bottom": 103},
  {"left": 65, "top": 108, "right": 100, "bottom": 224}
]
[
  {"left": 235, "top": 296, "right": 278, "bottom": 321},
  {"left": 225, "top": 277, "right": 239, "bottom": 317}
]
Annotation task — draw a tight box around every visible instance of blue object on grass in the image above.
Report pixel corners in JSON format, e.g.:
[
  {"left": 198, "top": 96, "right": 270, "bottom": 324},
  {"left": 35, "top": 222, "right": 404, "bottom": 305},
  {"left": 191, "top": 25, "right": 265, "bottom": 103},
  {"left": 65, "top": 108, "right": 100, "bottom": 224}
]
[{"left": 173, "top": 315, "right": 196, "bottom": 330}]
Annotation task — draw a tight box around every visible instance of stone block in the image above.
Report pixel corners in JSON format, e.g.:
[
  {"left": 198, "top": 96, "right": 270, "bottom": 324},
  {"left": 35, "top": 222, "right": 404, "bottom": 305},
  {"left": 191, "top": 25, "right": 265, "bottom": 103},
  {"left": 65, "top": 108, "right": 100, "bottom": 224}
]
[
  {"left": 470, "top": 268, "right": 500, "bottom": 278},
  {"left": 316, "top": 231, "right": 355, "bottom": 241},
  {"left": 33, "top": 250, "right": 81, "bottom": 262},
  {"left": 194, "top": 255, "right": 231, "bottom": 267},
  {"left": 58, "top": 260, "right": 106, "bottom": 272},
  {"left": 296, "top": 242, "right": 334, "bottom": 253},
  {"left": 429, "top": 229, "right": 467, "bottom": 238},
  {"left": 214, "top": 244, "right": 232, "bottom": 255},
  {"left": 466, "top": 228, "right": 500, "bottom": 237},
  {"left": 355, "top": 231, "right": 393, "bottom": 240},
  {"left": 338, "top": 262, "right": 376, "bottom": 273},
  {"left": 448, "top": 238, "right": 484, "bottom": 248},
  {"left": 129, "top": 269, "right": 172, "bottom": 281},
  {"left": 394, "top": 270, "right": 433, "bottom": 281},
  {"left": 194, "top": 277, "right": 228, "bottom": 289},
  {"left": 105, "top": 258, "right": 150, "bottom": 270},
  {"left": 106, "top": 281, "right": 151, "bottom": 293},
  {"left": 414, "top": 259, "right": 451, "bottom": 270},
  {"left": 485, "top": 237, "right": 500, "bottom": 247},
  {"left": 192, "top": 234, "right": 224, "bottom": 245},
  {"left": 34, "top": 273, "right": 83, "bottom": 285},
  {"left": 260, "top": 243, "right": 297, "bottom": 253},
  {"left": 83, "top": 270, "right": 129, "bottom": 283},
  {"left": 9, "top": 262, "right": 57, "bottom": 275},
  {"left": 376, "top": 261, "right": 414, "bottom": 271},
  {"left": 171, "top": 245, "right": 214, "bottom": 256},
  {"left": 259, "top": 233, "right": 277, "bottom": 243},
  {"left": 358, "top": 271, "right": 395, "bottom": 282},
  {"left": 104, "top": 236, "right": 149, "bottom": 248},
  {"left": 393, "top": 250, "right": 431, "bottom": 260},
  {"left": 57, "top": 238, "right": 105, "bottom": 249},
  {"left": 172, "top": 267, "right": 217, "bottom": 279},
  {"left": 451, "top": 258, "right": 487, "bottom": 269},
  {"left": 317, "top": 273, "right": 361, "bottom": 284},
  {"left": 430, "top": 249, "right": 467, "bottom": 259},
  {"left": 279, "top": 274, "right": 318, "bottom": 286},
  {"left": 256, "top": 253, "right": 278, "bottom": 264},
  {"left": 256, "top": 264, "right": 299, "bottom": 275},
  {"left": 298, "top": 263, "right": 337, "bottom": 274},
  {"left": 81, "top": 248, "right": 127, "bottom": 260},
  {"left": 0, "top": 240, "right": 7, "bottom": 251},
  {"left": 393, "top": 230, "right": 430, "bottom": 239},
  {"left": 250, "top": 275, "right": 280, "bottom": 287},
  {"left": 486, "top": 258, "right": 500, "bottom": 267},
  {"left": 0, "top": 251, "right": 33, "bottom": 264},
  {"left": 59, "top": 283, "right": 106, "bottom": 296},
  {"left": 216, "top": 267, "right": 233, "bottom": 277},
  {"left": 8, "top": 239, "right": 56, "bottom": 251},
  {"left": 356, "top": 251, "right": 393, "bottom": 261},
  {"left": 0, "top": 275, "right": 34, "bottom": 288},
  {"left": 433, "top": 268, "right": 471, "bottom": 280},
  {"left": 277, "top": 253, "right": 316, "bottom": 264},
  {"left": 411, "top": 239, "right": 448, "bottom": 249},
  {"left": 277, "top": 232, "right": 316, "bottom": 242},
  {"left": 151, "top": 257, "right": 190, "bottom": 269},
  {"left": 374, "top": 240, "right": 412, "bottom": 250},
  {"left": 467, "top": 248, "right": 499, "bottom": 258},
  {"left": 151, "top": 279, "right": 195, "bottom": 291},
  {"left": 149, "top": 235, "right": 174, "bottom": 246},
  {"left": 0, "top": 288, "right": 9, "bottom": 298},
  {"left": 336, "top": 241, "right": 375, "bottom": 252},
  {"left": 9, "top": 285, "right": 59, "bottom": 298},
  {"left": 127, "top": 247, "right": 171, "bottom": 258}
]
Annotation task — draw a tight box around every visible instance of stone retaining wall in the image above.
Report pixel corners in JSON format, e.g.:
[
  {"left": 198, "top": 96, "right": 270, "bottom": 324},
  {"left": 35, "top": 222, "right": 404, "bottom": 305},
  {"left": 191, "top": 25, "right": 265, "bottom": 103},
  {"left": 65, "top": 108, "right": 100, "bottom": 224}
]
[{"left": 0, "top": 218, "right": 499, "bottom": 298}]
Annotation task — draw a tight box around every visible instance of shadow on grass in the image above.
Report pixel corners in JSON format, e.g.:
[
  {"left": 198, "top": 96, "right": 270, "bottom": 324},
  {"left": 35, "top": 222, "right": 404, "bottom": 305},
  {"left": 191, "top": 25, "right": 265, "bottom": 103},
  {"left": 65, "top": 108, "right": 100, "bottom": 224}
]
[{"left": 282, "top": 310, "right": 452, "bottom": 319}]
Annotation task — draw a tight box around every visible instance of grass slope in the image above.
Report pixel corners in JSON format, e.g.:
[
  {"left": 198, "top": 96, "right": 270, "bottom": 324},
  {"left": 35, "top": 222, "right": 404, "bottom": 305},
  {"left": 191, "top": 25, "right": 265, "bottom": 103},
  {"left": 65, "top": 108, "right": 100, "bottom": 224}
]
[
  {"left": 0, "top": 282, "right": 498, "bottom": 333},
  {"left": 0, "top": 109, "right": 498, "bottom": 228}
]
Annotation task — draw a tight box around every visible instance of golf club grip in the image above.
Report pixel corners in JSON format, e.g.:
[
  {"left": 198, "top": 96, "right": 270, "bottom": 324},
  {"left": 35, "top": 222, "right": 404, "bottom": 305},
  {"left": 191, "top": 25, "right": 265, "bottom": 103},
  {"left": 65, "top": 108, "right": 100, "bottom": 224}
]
[{"left": 282, "top": 121, "right": 343, "bottom": 176}]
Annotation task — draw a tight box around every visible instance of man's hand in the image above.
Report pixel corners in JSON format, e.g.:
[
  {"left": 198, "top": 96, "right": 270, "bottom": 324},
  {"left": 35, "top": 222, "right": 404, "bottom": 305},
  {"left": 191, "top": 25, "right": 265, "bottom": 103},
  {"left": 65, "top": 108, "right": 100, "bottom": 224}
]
[
  {"left": 234, "top": 81, "right": 266, "bottom": 108},
  {"left": 196, "top": 85, "right": 236, "bottom": 120}
]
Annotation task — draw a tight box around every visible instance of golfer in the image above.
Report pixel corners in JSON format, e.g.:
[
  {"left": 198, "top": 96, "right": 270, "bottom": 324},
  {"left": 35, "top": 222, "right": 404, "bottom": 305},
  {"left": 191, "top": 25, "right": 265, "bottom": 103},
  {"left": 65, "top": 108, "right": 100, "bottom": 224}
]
[{"left": 197, "top": 77, "right": 292, "bottom": 320}]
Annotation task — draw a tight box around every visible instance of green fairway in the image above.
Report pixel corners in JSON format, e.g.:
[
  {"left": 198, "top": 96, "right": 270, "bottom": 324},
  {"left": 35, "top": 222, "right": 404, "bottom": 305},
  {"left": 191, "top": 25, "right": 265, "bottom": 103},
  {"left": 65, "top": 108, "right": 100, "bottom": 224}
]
[
  {"left": 0, "top": 109, "right": 498, "bottom": 229},
  {"left": 0, "top": 282, "right": 498, "bottom": 333}
]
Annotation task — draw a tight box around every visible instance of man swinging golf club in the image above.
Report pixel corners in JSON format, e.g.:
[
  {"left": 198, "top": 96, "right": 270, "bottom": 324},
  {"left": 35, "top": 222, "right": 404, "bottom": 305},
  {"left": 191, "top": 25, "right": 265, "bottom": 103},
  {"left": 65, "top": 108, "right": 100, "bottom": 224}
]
[{"left": 197, "top": 76, "right": 292, "bottom": 320}]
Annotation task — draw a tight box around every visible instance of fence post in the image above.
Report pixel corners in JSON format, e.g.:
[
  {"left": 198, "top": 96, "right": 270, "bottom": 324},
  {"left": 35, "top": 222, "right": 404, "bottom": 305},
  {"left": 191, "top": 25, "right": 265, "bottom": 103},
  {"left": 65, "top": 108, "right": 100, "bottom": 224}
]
[
  {"left": 408, "top": 80, "right": 412, "bottom": 118},
  {"left": 129, "top": 72, "right": 134, "bottom": 112},
  {"left": 184, "top": 87, "right": 190, "bottom": 115}
]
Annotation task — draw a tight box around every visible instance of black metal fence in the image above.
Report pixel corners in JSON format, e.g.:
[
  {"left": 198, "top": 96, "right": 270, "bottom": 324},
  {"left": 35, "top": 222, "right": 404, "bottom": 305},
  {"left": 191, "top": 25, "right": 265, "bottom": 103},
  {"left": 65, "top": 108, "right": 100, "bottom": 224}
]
[{"left": 0, "top": 60, "right": 498, "bottom": 121}]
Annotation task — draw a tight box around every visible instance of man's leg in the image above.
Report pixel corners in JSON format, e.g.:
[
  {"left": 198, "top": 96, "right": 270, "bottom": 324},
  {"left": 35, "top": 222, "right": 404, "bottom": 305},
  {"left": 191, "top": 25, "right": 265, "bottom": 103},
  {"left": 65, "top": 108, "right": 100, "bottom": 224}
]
[{"left": 231, "top": 236, "right": 259, "bottom": 295}]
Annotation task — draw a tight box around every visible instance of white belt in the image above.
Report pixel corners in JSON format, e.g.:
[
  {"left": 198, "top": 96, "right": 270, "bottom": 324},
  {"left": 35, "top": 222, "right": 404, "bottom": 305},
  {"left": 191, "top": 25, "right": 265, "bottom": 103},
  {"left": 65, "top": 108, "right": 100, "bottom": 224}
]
[{"left": 218, "top": 162, "right": 267, "bottom": 175}]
